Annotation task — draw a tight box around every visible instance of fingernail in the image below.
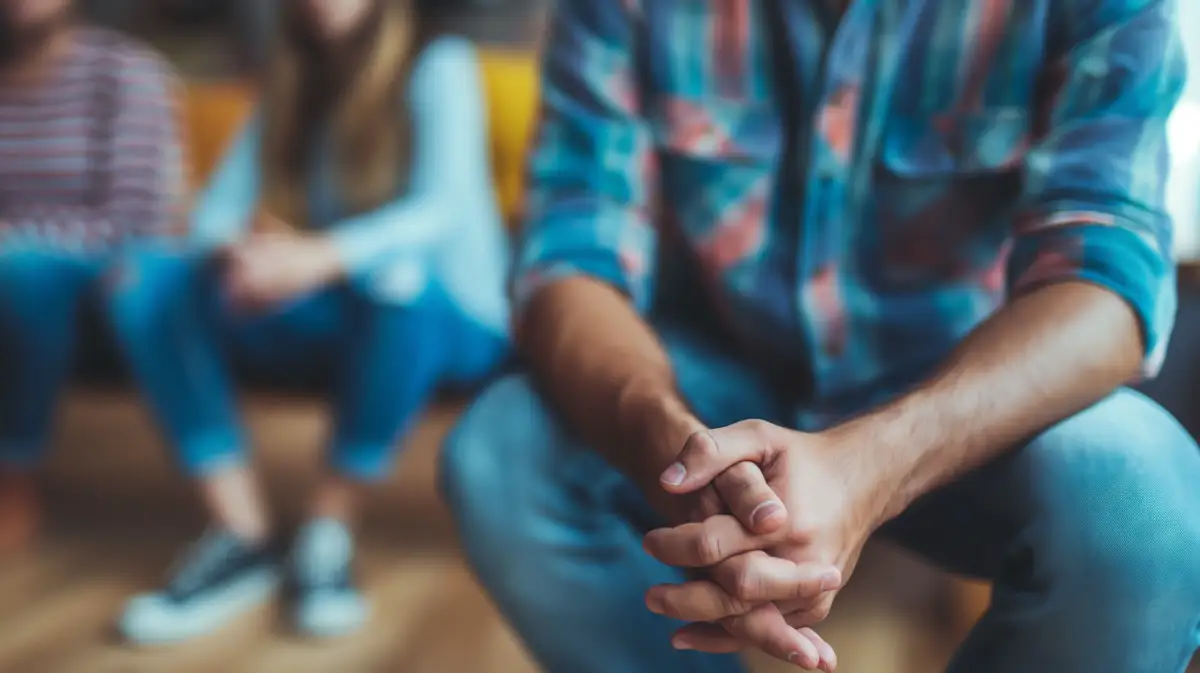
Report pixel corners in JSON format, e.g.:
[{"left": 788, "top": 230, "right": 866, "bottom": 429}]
[
  {"left": 660, "top": 462, "right": 687, "bottom": 486},
  {"left": 820, "top": 643, "right": 838, "bottom": 671},
  {"left": 672, "top": 635, "right": 694, "bottom": 650},
  {"left": 646, "top": 594, "right": 664, "bottom": 615},
  {"left": 819, "top": 570, "right": 841, "bottom": 592},
  {"left": 749, "top": 500, "right": 784, "bottom": 528},
  {"left": 788, "top": 651, "right": 815, "bottom": 669}
]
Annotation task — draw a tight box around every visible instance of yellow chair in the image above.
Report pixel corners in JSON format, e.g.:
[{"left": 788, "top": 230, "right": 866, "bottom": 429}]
[
  {"left": 183, "top": 81, "right": 255, "bottom": 189},
  {"left": 477, "top": 50, "right": 539, "bottom": 227},
  {"left": 181, "top": 49, "right": 540, "bottom": 228}
]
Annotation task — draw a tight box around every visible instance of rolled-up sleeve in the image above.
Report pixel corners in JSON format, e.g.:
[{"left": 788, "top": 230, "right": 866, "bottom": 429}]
[
  {"left": 513, "top": 0, "right": 660, "bottom": 315},
  {"left": 1008, "top": 0, "right": 1187, "bottom": 376}
]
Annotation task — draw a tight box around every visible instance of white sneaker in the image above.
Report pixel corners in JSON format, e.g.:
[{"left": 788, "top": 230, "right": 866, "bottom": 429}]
[
  {"left": 291, "top": 518, "right": 367, "bottom": 638},
  {"left": 120, "top": 529, "right": 281, "bottom": 645}
]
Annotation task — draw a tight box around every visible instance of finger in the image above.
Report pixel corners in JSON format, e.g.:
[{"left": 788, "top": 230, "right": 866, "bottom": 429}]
[
  {"left": 711, "top": 552, "right": 841, "bottom": 604},
  {"left": 643, "top": 515, "right": 771, "bottom": 567},
  {"left": 647, "top": 553, "right": 837, "bottom": 621},
  {"left": 660, "top": 421, "right": 781, "bottom": 494},
  {"left": 799, "top": 628, "right": 838, "bottom": 672},
  {"left": 713, "top": 461, "right": 787, "bottom": 534},
  {"left": 783, "top": 600, "right": 835, "bottom": 629},
  {"left": 646, "top": 580, "right": 754, "bottom": 622},
  {"left": 687, "top": 485, "right": 725, "bottom": 523},
  {"left": 673, "top": 621, "right": 834, "bottom": 672},
  {"left": 670, "top": 622, "right": 740, "bottom": 653},
  {"left": 727, "top": 604, "right": 823, "bottom": 669}
]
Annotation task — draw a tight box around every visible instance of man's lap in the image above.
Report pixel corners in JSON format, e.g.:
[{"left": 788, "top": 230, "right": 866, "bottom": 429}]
[
  {"left": 881, "top": 388, "right": 1200, "bottom": 580},
  {"left": 441, "top": 324, "right": 1200, "bottom": 671},
  {"left": 445, "top": 324, "right": 1200, "bottom": 581}
]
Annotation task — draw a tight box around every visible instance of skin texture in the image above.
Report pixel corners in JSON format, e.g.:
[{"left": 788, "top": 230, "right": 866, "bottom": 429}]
[
  {"left": 518, "top": 277, "right": 838, "bottom": 662},
  {"left": 640, "top": 281, "right": 1144, "bottom": 668}
]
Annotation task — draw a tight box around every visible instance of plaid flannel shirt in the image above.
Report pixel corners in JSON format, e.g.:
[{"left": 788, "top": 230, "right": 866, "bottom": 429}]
[{"left": 516, "top": 0, "right": 1186, "bottom": 426}]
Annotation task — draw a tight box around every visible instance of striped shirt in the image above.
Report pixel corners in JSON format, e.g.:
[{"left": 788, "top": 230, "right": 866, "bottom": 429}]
[
  {"left": 517, "top": 0, "right": 1187, "bottom": 427},
  {"left": 0, "top": 28, "right": 186, "bottom": 251}
]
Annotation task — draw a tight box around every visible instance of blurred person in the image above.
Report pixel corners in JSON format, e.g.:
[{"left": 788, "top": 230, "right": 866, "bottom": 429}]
[
  {"left": 439, "top": 1, "right": 1200, "bottom": 672},
  {"left": 0, "top": 0, "right": 184, "bottom": 551},
  {"left": 109, "top": 0, "right": 508, "bottom": 644}
]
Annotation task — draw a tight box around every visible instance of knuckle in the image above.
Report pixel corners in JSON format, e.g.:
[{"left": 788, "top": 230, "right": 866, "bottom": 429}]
[
  {"left": 731, "top": 569, "right": 760, "bottom": 601},
  {"left": 691, "top": 430, "right": 721, "bottom": 460},
  {"left": 680, "top": 431, "right": 713, "bottom": 464},
  {"left": 695, "top": 533, "right": 724, "bottom": 566},
  {"left": 740, "top": 419, "right": 775, "bottom": 443},
  {"left": 714, "top": 463, "right": 755, "bottom": 494},
  {"left": 693, "top": 488, "right": 724, "bottom": 520},
  {"left": 719, "top": 590, "right": 752, "bottom": 616},
  {"left": 809, "top": 601, "right": 832, "bottom": 623},
  {"left": 657, "top": 591, "right": 687, "bottom": 618},
  {"left": 720, "top": 613, "right": 751, "bottom": 636},
  {"left": 787, "top": 525, "right": 816, "bottom": 546}
]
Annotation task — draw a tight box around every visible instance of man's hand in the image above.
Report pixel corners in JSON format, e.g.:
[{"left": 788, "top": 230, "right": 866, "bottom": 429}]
[
  {"left": 220, "top": 230, "right": 344, "bottom": 312},
  {"left": 642, "top": 421, "right": 882, "bottom": 669},
  {"left": 617, "top": 389, "right": 794, "bottom": 534}
]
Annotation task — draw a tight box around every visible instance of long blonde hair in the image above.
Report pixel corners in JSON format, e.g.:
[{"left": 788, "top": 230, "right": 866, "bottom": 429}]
[{"left": 260, "top": 0, "right": 417, "bottom": 228}]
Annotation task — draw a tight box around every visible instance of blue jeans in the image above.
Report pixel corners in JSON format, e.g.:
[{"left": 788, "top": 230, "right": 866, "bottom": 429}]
[
  {"left": 440, "top": 323, "right": 1200, "bottom": 673},
  {"left": 108, "top": 248, "right": 508, "bottom": 480},
  {"left": 0, "top": 249, "right": 110, "bottom": 469}
]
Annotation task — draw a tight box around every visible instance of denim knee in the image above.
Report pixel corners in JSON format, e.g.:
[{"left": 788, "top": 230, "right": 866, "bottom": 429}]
[
  {"left": 1024, "top": 391, "right": 1200, "bottom": 621},
  {"left": 439, "top": 374, "right": 558, "bottom": 532},
  {"left": 439, "top": 374, "right": 610, "bottom": 573}
]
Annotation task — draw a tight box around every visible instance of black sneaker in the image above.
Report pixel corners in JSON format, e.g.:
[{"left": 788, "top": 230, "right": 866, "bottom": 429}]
[
  {"left": 120, "top": 529, "right": 281, "bottom": 644},
  {"left": 290, "top": 518, "right": 367, "bottom": 637}
]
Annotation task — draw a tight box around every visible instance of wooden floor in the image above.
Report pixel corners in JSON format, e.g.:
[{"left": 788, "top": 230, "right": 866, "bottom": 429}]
[
  {"left": 1, "top": 392, "right": 1191, "bottom": 673},
  {"left": 0, "top": 533, "right": 953, "bottom": 673}
]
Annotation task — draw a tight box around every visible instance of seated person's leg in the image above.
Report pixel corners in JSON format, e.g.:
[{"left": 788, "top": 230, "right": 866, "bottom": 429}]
[
  {"left": 0, "top": 249, "right": 94, "bottom": 550},
  {"left": 106, "top": 248, "right": 279, "bottom": 645},
  {"left": 883, "top": 389, "right": 1200, "bottom": 673},
  {"left": 292, "top": 281, "right": 509, "bottom": 638},
  {"left": 439, "top": 323, "right": 785, "bottom": 673}
]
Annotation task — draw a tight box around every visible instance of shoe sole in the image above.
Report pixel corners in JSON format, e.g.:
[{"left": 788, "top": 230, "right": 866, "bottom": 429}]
[
  {"left": 294, "top": 596, "right": 369, "bottom": 639},
  {"left": 120, "top": 567, "right": 281, "bottom": 645}
]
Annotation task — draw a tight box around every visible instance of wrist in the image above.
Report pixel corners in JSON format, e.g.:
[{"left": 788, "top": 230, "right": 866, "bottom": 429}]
[
  {"left": 614, "top": 380, "right": 703, "bottom": 490},
  {"left": 311, "top": 236, "right": 347, "bottom": 282},
  {"left": 821, "top": 418, "right": 908, "bottom": 532}
]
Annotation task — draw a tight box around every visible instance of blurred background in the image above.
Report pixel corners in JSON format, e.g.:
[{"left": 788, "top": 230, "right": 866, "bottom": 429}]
[{"left": 0, "top": 1, "right": 1197, "bottom": 672}]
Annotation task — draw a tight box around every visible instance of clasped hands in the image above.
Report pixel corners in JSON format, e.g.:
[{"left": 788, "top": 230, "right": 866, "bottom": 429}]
[
  {"left": 641, "top": 421, "right": 881, "bottom": 671},
  {"left": 216, "top": 214, "right": 343, "bottom": 313}
]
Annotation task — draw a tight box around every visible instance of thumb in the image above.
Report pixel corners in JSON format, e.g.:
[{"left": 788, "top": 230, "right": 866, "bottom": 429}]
[{"left": 659, "top": 422, "right": 774, "bottom": 494}]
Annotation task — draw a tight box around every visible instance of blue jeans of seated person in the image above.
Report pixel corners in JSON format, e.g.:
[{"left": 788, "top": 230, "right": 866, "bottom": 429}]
[
  {"left": 107, "top": 249, "right": 508, "bottom": 480},
  {"left": 0, "top": 249, "right": 112, "bottom": 470},
  {"left": 440, "top": 323, "right": 1200, "bottom": 673}
]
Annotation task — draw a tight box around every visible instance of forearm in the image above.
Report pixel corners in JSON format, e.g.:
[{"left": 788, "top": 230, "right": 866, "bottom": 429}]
[
  {"left": 332, "top": 39, "right": 488, "bottom": 274},
  {"left": 329, "top": 192, "right": 449, "bottom": 275},
  {"left": 833, "top": 281, "right": 1144, "bottom": 526},
  {"left": 520, "top": 277, "right": 702, "bottom": 487}
]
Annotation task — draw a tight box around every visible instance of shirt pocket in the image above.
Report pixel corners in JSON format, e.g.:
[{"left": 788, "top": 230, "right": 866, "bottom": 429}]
[
  {"left": 649, "top": 96, "right": 779, "bottom": 254},
  {"left": 881, "top": 107, "right": 1029, "bottom": 176},
  {"left": 651, "top": 96, "right": 779, "bottom": 163},
  {"left": 867, "top": 108, "right": 1029, "bottom": 289}
]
